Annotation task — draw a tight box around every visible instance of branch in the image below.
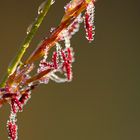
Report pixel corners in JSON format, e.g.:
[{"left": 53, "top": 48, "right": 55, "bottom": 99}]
[
  {"left": 0, "top": 0, "right": 52, "bottom": 87},
  {"left": 24, "top": 0, "right": 88, "bottom": 64}
]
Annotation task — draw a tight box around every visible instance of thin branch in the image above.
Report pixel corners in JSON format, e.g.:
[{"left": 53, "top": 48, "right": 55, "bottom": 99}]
[
  {"left": 25, "top": 1, "right": 88, "bottom": 64},
  {"left": 0, "top": 0, "right": 52, "bottom": 87}
]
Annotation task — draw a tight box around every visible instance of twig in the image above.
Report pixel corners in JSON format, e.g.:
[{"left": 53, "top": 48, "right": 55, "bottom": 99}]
[{"left": 0, "top": 0, "right": 52, "bottom": 87}]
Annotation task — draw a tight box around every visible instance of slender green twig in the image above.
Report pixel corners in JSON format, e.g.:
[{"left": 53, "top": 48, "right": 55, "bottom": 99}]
[{"left": 0, "top": 0, "right": 52, "bottom": 87}]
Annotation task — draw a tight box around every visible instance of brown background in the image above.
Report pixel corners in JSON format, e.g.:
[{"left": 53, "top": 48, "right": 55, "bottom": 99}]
[{"left": 0, "top": 0, "right": 140, "bottom": 140}]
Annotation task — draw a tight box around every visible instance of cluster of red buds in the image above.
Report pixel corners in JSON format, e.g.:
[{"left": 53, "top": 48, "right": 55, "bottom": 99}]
[
  {"left": 0, "top": 0, "right": 96, "bottom": 139},
  {"left": 38, "top": 29, "right": 74, "bottom": 84},
  {"left": 0, "top": 86, "right": 31, "bottom": 140},
  {"left": 7, "top": 121, "right": 18, "bottom": 140},
  {"left": 84, "top": 0, "right": 95, "bottom": 42},
  {"left": 6, "top": 91, "right": 31, "bottom": 140}
]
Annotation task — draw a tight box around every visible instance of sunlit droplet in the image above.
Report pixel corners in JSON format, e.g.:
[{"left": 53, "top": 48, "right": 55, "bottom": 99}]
[
  {"left": 26, "top": 23, "right": 33, "bottom": 34},
  {"left": 51, "top": 0, "right": 55, "bottom": 5},
  {"left": 38, "top": 1, "right": 47, "bottom": 14},
  {"left": 50, "top": 27, "right": 56, "bottom": 33}
]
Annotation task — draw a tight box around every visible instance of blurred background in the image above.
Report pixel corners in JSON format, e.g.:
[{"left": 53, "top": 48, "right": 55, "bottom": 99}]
[{"left": 0, "top": 0, "right": 140, "bottom": 140}]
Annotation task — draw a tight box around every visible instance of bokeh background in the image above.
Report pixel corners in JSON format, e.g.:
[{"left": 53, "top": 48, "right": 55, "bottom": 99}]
[{"left": 0, "top": 0, "right": 140, "bottom": 140}]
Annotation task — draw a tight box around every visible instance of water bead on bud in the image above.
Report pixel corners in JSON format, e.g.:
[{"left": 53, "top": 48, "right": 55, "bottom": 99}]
[
  {"left": 39, "top": 76, "right": 50, "bottom": 84},
  {"left": 50, "top": 27, "right": 56, "bottom": 33}
]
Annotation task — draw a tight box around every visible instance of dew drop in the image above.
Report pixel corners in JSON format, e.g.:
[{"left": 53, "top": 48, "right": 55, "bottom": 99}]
[
  {"left": 51, "top": 0, "right": 55, "bottom": 5},
  {"left": 39, "top": 76, "right": 50, "bottom": 84},
  {"left": 38, "top": 0, "right": 55, "bottom": 15},
  {"left": 38, "top": 1, "right": 47, "bottom": 14},
  {"left": 26, "top": 23, "right": 33, "bottom": 34},
  {"left": 50, "top": 27, "right": 56, "bottom": 33}
]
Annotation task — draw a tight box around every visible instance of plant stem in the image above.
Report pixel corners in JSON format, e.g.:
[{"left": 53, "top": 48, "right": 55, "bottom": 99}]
[
  {"left": 0, "top": 0, "right": 52, "bottom": 87},
  {"left": 25, "top": 1, "right": 88, "bottom": 64}
]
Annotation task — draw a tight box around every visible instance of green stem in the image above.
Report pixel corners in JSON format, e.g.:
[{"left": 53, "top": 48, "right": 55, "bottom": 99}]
[{"left": 0, "top": 0, "right": 52, "bottom": 87}]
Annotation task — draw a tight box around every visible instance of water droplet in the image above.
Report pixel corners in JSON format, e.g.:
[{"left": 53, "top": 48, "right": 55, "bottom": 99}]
[
  {"left": 50, "top": 27, "right": 56, "bottom": 33},
  {"left": 51, "top": 0, "right": 55, "bottom": 5},
  {"left": 38, "top": 1, "right": 47, "bottom": 14},
  {"left": 26, "top": 23, "right": 33, "bottom": 34}
]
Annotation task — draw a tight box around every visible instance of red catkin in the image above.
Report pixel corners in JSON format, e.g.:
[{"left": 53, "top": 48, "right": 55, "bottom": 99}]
[
  {"left": 84, "top": 1, "right": 95, "bottom": 42},
  {"left": 7, "top": 121, "right": 18, "bottom": 140}
]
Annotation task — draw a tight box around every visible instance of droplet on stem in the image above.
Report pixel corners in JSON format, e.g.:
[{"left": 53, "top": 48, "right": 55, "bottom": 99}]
[
  {"left": 26, "top": 23, "right": 33, "bottom": 35},
  {"left": 38, "top": 0, "right": 55, "bottom": 15},
  {"left": 51, "top": 0, "right": 55, "bottom": 5},
  {"left": 50, "top": 27, "right": 56, "bottom": 33},
  {"left": 38, "top": 1, "right": 47, "bottom": 14}
]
